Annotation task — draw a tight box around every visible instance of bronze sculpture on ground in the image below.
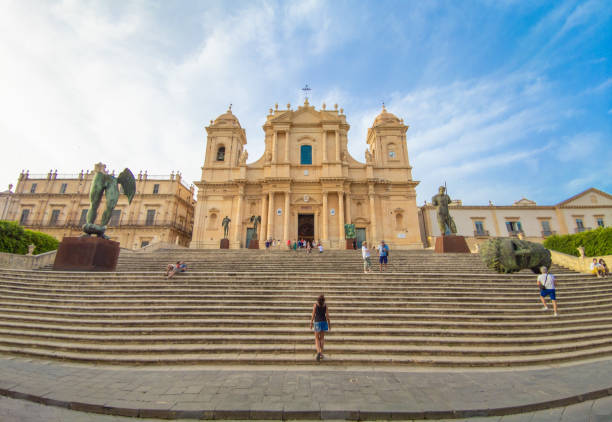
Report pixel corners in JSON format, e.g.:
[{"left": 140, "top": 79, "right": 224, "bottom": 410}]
[
  {"left": 82, "top": 163, "right": 135, "bottom": 239},
  {"left": 221, "top": 216, "right": 231, "bottom": 239},
  {"left": 479, "top": 238, "right": 552, "bottom": 273},
  {"left": 431, "top": 185, "right": 457, "bottom": 235}
]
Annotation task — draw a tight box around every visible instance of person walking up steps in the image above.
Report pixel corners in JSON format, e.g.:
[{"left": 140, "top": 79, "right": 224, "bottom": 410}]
[
  {"left": 537, "top": 266, "right": 558, "bottom": 316},
  {"left": 310, "top": 294, "right": 331, "bottom": 361}
]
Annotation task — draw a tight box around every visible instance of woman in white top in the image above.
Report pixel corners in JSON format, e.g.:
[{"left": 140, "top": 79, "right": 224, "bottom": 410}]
[{"left": 362, "top": 241, "right": 372, "bottom": 273}]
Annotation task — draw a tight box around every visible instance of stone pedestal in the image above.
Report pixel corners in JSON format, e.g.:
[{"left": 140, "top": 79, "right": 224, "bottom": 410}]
[
  {"left": 248, "top": 239, "right": 260, "bottom": 249},
  {"left": 220, "top": 238, "right": 230, "bottom": 249},
  {"left": 346, "top": 239, "right": 356, "bottom": 250},
  {"left": 434, "top": 235, "right": 470, "bottom": 253},
  {"left": 53, "top": 237, "right": 120, "bottom": 271}
]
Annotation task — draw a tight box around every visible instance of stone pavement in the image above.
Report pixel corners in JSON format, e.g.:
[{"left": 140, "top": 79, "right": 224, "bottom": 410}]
[
  {"left": 2, "top": 395, "right": 612, "bottom": 421},
  {"left": 0, "top": 356, "right": 611, "bottom": 420}
]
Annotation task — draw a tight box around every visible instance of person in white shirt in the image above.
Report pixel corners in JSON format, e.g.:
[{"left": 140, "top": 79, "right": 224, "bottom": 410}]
[
  {"left": 537, "top": 266, "right": 558, "bottom": 316},
  {"left": 362, "top": 241, "right": 372, "bottom": 273}
]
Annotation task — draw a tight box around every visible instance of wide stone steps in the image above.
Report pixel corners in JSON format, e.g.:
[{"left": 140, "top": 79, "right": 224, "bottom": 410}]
[
  {"left": 1, "top": 248, "right": 608, "bottom": 367},
  {"left": 2, "top": 345, "right": 612, "bottom": 367}
]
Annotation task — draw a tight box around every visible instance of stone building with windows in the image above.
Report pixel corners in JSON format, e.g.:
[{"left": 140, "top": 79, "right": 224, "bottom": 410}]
[
  {"left": 191, "top": 101, "right": 423, "bottom": 249},
  {"left": 420, "top": 187, "right": 612, "bottom": 250},
  {"left": 6, "top": 165, "right": 195, "bottom": 249}
]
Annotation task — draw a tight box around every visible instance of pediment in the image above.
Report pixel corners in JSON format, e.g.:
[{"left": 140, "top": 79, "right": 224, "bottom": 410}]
[
  {"left": 291, "top": 109, "right": 321, "bottom": 124},
  {"left": 557, "top": 188, "right": 612, "bottom": 207},
  {"left": 269, "top": 106, "right": 325, "bottom": 125},
  {"left": 513, "top": 198, "right": 537, "bottom": 206}
]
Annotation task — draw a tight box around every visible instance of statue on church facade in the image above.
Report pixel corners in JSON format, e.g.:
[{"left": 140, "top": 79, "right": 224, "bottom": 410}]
[
  {"left": 250, "top": 215, "right": 261, "bottom": 238},
  {"left": 431, "top": 185, "right": 457, "bottom": 236},
  {"left": 83, "top": 163, "right": 135, "bottom": 238},
  {"left": 221, "top": 216, "right": 231, "bottom": 239}
]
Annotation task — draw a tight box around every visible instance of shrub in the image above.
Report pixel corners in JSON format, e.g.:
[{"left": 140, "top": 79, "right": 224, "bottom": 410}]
[
  {"left": 0, "top": 220, "right": 59, "bottom": 255},
  {"left": 24, "top": 229, "right": 59, "bottom": 254},
  {"left": 0, "top": 220, "right": 28, "bottom": 254},
  {"left": 543, "top": 227, "right": 612, "bottom": 257}
]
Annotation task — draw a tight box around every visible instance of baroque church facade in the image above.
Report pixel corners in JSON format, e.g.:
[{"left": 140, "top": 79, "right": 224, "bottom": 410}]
[{"left": 191, "top": 101, "right": 423, "bottom": 249}]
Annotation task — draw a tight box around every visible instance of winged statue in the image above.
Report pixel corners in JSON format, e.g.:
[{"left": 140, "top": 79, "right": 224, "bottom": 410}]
[{"left": 82, "top": 163, "right": 136, "bottom": 239}]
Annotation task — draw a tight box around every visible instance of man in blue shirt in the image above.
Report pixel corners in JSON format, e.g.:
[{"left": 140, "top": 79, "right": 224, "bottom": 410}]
[{"left": 377, "top": 241, "right": 389, "bottom": 272}]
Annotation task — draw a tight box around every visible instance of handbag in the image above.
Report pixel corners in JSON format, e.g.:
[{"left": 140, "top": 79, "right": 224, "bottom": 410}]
[{"left": 539, "top": 274, "right": 548, "bottom": 291}]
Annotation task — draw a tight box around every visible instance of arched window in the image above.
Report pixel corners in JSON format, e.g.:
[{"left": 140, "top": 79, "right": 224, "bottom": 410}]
[
  {"left": 216, "top": 146, "right": 225, "bottom": 161},
  {"left": 300, "top": 145, "right": 312, "bottom": 165}
]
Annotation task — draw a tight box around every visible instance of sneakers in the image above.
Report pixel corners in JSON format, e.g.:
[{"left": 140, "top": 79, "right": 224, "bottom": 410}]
[
  {"left": 554, "top": 312, "right": 558, "bottom": 317},
  {"left": 316, "top": 352, "right": 321, "bottom": 361},
  {"left": 542, "top": 306, "right": 549, "bottom": 311}
]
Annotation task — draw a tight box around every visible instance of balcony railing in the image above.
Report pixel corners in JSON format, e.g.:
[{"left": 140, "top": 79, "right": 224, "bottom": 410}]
[
  {"left": 541, "top": 230, "right": 557, "bottom": 237},
  {"left": 474, "top": 230, "right": 490, "bottom": 237},
  {"left": 507, "top": 230, "right": 524, "bottom": 237},
  {"left": 22, "top": 219, "right": 193, "bottom": 235},
  {"left": 574, "top": 227, "right": 591, "bottom": 233}
]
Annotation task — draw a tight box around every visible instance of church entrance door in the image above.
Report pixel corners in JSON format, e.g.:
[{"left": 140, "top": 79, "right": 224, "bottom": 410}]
[
  {"left": 245, "top": 228, "right": 256, "bottom": 248},
  {"left": 355, "top": 228, "right": 366, "bottom": 248},
  {"left": 297, "top": 214, "right": 314, "bottom": 242}
]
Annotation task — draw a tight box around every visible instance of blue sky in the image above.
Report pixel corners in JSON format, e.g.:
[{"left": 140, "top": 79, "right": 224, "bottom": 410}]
[{"left": 0, "top": 0, "right": 610, "bottom": 205}]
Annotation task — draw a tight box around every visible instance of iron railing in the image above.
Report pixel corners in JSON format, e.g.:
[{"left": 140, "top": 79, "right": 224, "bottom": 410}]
[{"left": 474, "top": 230, "right": 490, "bottom": 237}]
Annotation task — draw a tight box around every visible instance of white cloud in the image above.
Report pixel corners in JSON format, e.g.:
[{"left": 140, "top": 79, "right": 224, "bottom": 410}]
[{"left": 0, "top": 0, "right": 345, "bottom": 191}]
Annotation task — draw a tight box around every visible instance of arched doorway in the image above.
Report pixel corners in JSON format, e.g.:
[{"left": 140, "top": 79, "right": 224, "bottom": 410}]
[{"left": 297, "top": 214, "right": 314, "bottom": 242}]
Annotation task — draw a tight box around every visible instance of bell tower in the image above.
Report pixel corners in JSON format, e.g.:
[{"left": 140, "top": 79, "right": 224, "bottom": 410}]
[
  {"left": 202, "top": 106, "right": 246, "bottom": 174},
  {"left": 366, "top": 105, "right": 411, "bottom": 171}
]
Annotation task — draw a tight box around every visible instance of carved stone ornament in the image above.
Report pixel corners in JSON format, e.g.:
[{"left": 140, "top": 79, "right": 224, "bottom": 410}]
[{"left": 304, "top": 195, "right": 309, "bottom": 202}]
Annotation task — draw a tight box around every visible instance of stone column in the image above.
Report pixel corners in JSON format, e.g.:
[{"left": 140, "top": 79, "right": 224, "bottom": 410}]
[
  {"left": 322, "top": 131, "right": 328, "bottom": 162},
  {"left": 335, "top": 130, "right": 340, "bottom": 161},
  {"left": 260, "top": 193, "right": 269, "bottom": 242},
  {"left": 283, "top": 191, "right": 290, "bottom": 242},
  {"left": 272, "top": 131, "right": 278, "bottom": 163},
  {"left": 233, "top": 187, "right": 244, "bottom": 245},
  {"left": 315, "top": 211, "right": 320, "bottom": 242},
  {"left": 338, "top": 191, "right": 345, "bottom": 243},
  {"left": 369, "top": 193, "right": 377, "bottom": 243},
  {"left": 345, "top": 192, "right": 352, "bottom": 224},
  {"left": 266, "top": 192, "right": 274, "bottom": 240},
  {"left": 284, "top": 131, "right": 289, "bottom": 162},
  {"left": 322, "top": 192, "right": 328, "bottom": 241}
]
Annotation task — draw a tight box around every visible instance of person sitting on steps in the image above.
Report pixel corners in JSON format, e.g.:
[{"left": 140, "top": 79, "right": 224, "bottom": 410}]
[{"left": 590, "top": 258, "right": 605, "bottom": 278}]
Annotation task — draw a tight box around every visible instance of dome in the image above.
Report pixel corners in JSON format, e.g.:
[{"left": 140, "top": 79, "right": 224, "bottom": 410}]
[
  {"left": 212, "top": 107, "right": 241, "bottom": 127},
  {"left": 373, "top": 105, "right": 401, "bottom": 127}
]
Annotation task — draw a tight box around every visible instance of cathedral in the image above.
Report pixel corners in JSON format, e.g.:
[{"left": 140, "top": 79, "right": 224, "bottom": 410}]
[{"left": 191, "top": 100, "right": 423, "bottom": 249}]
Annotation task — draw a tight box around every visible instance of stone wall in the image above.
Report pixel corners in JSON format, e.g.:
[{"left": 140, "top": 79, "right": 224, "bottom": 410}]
[
  {"left": 0, "top": 250, "right": 57, "bottom": 269},
  {"left": 549, "top": 249, "right": 612, "bottom": 274}
]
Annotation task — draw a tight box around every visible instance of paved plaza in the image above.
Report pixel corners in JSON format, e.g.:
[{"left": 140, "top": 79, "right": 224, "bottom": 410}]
[
  {"left": 1, "top": 356, "right": 611, "bottom": 420},
  {"left": 2, "top": 394, "right": 612, "bottom": 421}
]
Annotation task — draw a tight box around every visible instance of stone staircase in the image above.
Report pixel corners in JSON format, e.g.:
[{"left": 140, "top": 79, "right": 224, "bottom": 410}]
[{"left": 0, "top": 249, "right": 610, "bottom": 367}]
